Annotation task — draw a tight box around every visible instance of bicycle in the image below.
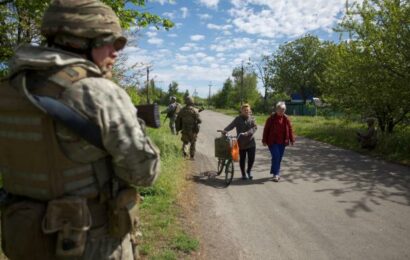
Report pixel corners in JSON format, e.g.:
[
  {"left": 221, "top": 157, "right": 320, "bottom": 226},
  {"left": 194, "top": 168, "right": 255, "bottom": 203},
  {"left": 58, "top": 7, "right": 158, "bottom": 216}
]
[{"left": 215, "top": 130, "right": 244, "bottom": 186}]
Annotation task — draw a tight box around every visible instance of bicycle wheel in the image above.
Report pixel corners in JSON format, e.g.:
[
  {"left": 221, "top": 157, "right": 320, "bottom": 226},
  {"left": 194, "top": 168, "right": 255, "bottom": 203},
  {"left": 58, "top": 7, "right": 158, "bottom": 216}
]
[
  {"left": 224, "top": 160, "right": 234, "bottom": 185},
  {"left": 217, "top": 158, "right": 225, "bottom": 176}
]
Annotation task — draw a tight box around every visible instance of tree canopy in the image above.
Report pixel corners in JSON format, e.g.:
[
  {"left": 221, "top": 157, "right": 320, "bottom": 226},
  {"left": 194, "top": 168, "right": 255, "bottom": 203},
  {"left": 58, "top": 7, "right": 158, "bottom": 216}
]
[
  {"left": 265, "top": 35, "right": 329, "bottom": 103},
  {"left": 323, "top": 0, "right": 410, "bottom": 132}
]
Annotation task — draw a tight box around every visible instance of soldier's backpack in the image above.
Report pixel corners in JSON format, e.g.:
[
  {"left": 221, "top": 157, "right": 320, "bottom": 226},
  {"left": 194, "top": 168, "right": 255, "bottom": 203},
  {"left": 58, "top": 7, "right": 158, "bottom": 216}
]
[{"left": 167, "top": 102, "right": 181, "bottom": 118}]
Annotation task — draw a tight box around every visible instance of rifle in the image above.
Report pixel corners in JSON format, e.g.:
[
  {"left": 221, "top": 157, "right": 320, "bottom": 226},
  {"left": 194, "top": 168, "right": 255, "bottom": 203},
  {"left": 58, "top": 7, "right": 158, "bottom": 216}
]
[{"left": 135, "top": 103, "right": 161, "bottom": 128}]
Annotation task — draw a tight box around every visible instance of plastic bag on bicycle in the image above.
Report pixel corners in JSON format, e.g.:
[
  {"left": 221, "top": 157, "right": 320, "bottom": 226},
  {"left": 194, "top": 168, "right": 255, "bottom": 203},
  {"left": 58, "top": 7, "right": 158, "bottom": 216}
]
[
  {"left": 214, "top": 136, "right": 239, "bottom": 162},
  {"left": 231, "top": 140, "right": 239, "bottom": 162}
]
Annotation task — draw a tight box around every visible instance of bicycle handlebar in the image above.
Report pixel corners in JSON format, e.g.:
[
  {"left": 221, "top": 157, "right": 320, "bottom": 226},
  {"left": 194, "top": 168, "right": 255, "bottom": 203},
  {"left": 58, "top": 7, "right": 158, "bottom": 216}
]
[{"left": 217, "top": 130, "right": 246, "bottom": 139}]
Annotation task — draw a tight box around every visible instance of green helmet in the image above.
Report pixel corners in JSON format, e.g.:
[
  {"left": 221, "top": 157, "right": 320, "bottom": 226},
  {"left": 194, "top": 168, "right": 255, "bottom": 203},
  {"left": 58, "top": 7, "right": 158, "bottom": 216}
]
[
  {"left": 41, "top": 0, "right": 127, "bottom": 51},
  {"left": 185, "top": 96, "right": 194, "bottom": 105}
]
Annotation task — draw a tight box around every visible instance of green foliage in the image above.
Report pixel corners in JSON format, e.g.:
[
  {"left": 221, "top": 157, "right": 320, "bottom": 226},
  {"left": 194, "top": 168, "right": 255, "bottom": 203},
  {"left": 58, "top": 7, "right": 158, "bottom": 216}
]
[
  {"left": 150, "top": 250, "right": 177, "bottom": 260},
  {"left": 183, "top": 89, "right": 190, "bottom": 100},
  {"left": 265, "top": 34, "right": 330, "bottom": 103},
  {"left": 0, "top": 0, "right": 48, "bottom": 70},
  {"left": 212, "top": 78, "right": 234, "bottom": 108},
  {"left": 172, "top": 232, "right": 200, "bottom": 253},
  {"left": 323, "top": 0, "right": 410, "bottom": 133},
  {"left": 231, "top": 66, "right": 260, "bottom": 108},
  {"left": 161, "top": 81, "right": 182, "bottom": 104},
  {"left": 125, "top": 87, "right": 141, "bottom": 105},
  {"left": 138, "top": 79, "right": 165, "bottom": 104},
  {"left": 101, "top": 0, "right": 174, "bottom": 31}
]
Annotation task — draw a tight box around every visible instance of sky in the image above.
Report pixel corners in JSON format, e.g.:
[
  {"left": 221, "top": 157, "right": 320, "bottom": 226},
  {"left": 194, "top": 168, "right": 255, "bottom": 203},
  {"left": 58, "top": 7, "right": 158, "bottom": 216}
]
[{"left": 123, "top": 0, "right": 349, "bottom": 98}]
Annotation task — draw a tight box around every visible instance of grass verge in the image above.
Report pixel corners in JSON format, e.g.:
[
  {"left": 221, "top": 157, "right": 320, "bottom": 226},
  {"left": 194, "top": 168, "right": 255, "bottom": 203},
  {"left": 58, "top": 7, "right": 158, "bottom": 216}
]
[{"left": 138, "top": 116, "right": 199, "bottom": 259}]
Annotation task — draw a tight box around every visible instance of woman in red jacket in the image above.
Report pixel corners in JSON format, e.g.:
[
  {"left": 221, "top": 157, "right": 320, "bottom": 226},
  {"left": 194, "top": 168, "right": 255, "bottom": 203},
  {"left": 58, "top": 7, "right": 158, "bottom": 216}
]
[{"left": 262, "top": 102, "right": 295, "bottom": 182}]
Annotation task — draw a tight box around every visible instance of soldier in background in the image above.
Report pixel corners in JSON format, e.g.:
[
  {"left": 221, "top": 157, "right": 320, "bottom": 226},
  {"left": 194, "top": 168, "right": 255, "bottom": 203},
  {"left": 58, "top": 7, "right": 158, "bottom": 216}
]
[
  {"left": 176, "top": 96, "right": 202, "bottom": 160},
  {"left": 161, "top": 96, "right": 181, "bottom": 135},
  {"left": 0, "top": 0, "right": 160, "bottom": 259}
]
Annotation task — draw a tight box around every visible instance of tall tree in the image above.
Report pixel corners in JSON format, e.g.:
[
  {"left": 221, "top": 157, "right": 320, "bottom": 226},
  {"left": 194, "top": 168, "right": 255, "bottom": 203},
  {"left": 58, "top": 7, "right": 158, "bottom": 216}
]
[
  {"left": 267, "top": 35, "right": 328, "bottom": 103},
  {"left": 253, "top": 56, "right": 274, "bottom": 112},
  {"left": 213, "top": 78, "right": 234, "bottom": 108},
  {"left": 183, "top": 89, "right": 190, "bottom": 100},
  {"left": 164, "top": 81, "right": 179, "bottom": 103},
  {"left": 324, "top": 0, "right": 410, "bottom": 133},
  {"left": 231, "top": 66, "right": 260, "bottom": 108}
]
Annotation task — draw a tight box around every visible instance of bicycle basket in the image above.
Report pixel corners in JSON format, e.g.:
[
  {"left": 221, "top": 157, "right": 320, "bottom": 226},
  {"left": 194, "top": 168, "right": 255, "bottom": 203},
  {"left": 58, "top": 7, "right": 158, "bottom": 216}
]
[{"left": 214, "top": 136, "right": 231, "bottom": 159}]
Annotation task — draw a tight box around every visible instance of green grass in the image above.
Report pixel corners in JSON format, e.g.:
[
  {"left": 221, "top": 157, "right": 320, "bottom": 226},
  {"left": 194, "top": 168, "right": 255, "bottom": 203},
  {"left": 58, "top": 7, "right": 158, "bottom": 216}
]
[
  {"left": 212, "top": 108, "right": 240, "bottom": 116},
  {"left": 172, "top": 232, "right": 200, "bottom": 253},
  {"left": 138, "top": 115, "right": 199, "bottom": 259}
]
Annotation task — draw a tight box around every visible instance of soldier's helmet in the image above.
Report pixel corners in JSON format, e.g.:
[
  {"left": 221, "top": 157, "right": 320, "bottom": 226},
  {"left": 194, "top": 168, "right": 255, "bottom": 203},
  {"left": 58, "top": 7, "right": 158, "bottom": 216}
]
[
  {"left": 170, "top": 96, "right": 176, "bottom": 102},
  {"left": 184, "top": 96, "right": 194, "bottom": 105},
  {"left": 41, "top": 0, "right": 127, "bottom": 51}
]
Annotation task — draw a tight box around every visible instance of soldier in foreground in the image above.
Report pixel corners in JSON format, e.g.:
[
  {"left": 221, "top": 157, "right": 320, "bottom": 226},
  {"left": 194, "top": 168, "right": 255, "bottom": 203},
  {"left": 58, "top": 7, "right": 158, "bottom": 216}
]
[
  {"left": 176, "top": 96, "right": 202, "bottom": 159},
  {"left": 161, "top": 96, "right": 181, "bottom": 134},
  {"left": 0, "top": 0, "right": 160, "bottom": 259}
]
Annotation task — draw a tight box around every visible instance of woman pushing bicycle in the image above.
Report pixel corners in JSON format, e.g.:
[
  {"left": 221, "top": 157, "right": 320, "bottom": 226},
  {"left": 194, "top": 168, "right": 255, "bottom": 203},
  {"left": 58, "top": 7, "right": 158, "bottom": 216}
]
[{"left": 221, "top": 103, "right": 257, "bottom": 180}]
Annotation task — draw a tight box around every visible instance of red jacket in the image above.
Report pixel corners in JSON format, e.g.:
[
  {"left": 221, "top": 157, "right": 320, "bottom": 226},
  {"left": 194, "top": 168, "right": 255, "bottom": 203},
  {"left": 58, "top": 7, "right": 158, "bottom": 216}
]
[{"left": 262, "top": 113, "right": 295, "bottom": 146}]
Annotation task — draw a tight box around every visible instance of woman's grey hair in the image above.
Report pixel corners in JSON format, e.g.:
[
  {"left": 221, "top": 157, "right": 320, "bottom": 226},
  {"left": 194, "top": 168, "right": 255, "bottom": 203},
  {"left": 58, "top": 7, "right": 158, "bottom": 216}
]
[{"left": 276, "top": 101, "right": 286, "bottom": 110}]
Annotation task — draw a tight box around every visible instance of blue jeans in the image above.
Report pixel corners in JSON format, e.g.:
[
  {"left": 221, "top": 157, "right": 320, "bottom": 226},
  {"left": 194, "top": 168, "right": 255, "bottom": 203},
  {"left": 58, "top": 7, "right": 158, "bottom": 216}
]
[{"left": 268, "top": 144, "right": 285, "bottom": 176}]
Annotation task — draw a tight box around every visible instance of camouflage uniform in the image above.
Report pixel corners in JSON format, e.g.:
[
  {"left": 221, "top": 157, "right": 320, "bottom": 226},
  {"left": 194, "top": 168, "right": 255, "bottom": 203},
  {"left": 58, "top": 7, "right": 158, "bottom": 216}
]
[
  {"left": 176, "top": 97, "right": 201, "bottom": 159},
  {"left": 0, "top": 1, "right": 159, "bottom": 259}
]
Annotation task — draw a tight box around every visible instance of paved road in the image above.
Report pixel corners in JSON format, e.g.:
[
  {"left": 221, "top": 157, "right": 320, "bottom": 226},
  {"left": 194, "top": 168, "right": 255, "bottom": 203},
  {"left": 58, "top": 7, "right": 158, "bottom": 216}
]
[{"left": 191, "top": 110, "right": 410, "bottom": 260}]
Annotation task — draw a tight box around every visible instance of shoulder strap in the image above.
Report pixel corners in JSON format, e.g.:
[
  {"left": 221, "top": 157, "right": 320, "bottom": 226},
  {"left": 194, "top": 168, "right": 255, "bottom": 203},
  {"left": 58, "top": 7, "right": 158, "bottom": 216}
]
[
  {"left": 48, "top": 66, "right": 93, "bottom": 90},
  {"left": 33, "top": 95, "right": 105, "bottom": 150},
  {"left": 17, "top": 66, "right": 106, "bottom": 151}
]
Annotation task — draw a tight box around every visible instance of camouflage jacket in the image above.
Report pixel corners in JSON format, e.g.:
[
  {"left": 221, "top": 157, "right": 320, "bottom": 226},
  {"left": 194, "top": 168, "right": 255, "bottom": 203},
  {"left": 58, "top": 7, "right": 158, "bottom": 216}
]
[
  {"left": 8, "top": 45, "right": 160, "bottom": 187},
  {"left": 176, "top": 105, "right": 201, "bottom": 134}
]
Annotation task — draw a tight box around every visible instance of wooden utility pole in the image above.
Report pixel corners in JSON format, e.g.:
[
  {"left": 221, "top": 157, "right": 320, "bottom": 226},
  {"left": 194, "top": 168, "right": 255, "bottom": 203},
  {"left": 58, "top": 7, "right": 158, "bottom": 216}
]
[
  {"left": 208, "top": 82, "right": 212, "bottom": 108},
  {"left": 241, "top": 60, "right": 244, "bottom": 106},
  {"left": 146, "top": 66, "right": 151, "bottom": 104}
]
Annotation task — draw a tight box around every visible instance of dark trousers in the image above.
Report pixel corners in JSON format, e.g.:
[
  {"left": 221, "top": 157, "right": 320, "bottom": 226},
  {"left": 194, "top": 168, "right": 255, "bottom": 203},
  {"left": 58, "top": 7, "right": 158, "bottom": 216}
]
[{"left": 239, "top": 146, "right": 256, "bottom": 176}]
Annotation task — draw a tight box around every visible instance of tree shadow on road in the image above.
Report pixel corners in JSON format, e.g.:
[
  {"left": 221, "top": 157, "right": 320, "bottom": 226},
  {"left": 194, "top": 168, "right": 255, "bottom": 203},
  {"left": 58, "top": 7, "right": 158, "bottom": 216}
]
[
  {"left": 191, "top": 171, "right": 273, "bottom": 188},
  {"left": 255, "top": 138, "right": 410, "bottom": 218},
  {"left": 228, "top": 177, "right": 273, "bottom": 186},
  {"left": 190, "top": 171, "right": 228, "bottom": 189}
]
